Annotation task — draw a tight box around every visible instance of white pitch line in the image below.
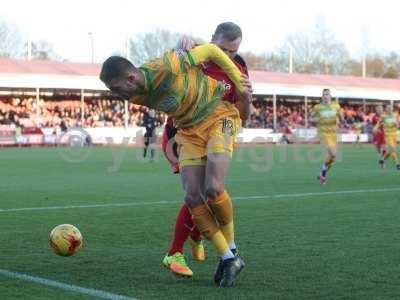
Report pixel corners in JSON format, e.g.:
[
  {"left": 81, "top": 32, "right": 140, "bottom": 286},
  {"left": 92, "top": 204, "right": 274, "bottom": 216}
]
[
  {"left": 234, "top": 187, "right": 400, "bottom": 200},
  {"left": 1, "top": 187, "right": 400, "bottom": 213},
  {"left": 0, "top": 269, "right": 137, "bottom": 300},
  {"left": 0, "top": 200, "right": 179, "bottom": 213}
]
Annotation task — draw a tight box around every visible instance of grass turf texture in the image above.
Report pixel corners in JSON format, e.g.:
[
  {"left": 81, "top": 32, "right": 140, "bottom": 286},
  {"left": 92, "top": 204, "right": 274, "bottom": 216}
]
[{"left": 0, "top": 145, "right": 399, "bottom": 299}]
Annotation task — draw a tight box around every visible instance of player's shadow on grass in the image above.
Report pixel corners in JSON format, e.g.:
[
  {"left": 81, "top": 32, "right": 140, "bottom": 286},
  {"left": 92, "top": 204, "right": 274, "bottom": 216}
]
[{"left": 164, "top": 272, "right": 247, "bottom": 289}]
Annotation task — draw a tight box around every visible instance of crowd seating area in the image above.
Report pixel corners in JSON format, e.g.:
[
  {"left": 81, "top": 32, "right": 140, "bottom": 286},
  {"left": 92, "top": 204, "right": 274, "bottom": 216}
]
[
  {"left": 0, "top": 97, "right": 397, "bottom": 134},
  {"left": 0, "top": 98, "right": 165, "bottom": 129}
]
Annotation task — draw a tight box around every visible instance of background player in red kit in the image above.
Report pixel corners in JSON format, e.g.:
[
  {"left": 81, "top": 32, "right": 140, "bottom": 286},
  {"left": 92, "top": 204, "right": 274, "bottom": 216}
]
[
  {"left": 372, "top": 105, "right": 386, "bottom": 167},
  {"left": 161, "top": 22, "right": 252, "bottom": 279}
]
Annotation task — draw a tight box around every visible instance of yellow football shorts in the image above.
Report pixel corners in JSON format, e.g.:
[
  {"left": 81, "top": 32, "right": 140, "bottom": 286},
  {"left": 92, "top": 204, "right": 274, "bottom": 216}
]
[
  {"left": 385, "top": 134, "right": 397, "bottom": 149},
  {"left": 176, "top": 102, "right": 240, "bottom": 168},
  {"left": 320, "top": 134, "right": 337, "bottom": 150}
]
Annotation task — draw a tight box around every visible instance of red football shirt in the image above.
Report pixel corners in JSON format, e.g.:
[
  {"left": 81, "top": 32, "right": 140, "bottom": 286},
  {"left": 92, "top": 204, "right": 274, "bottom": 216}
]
[
  {"left": 372, "top": 115, "right": 384, "bottom": 132},
  {"left": 200, "top": 56, "right": 248, "bottom": 103}
]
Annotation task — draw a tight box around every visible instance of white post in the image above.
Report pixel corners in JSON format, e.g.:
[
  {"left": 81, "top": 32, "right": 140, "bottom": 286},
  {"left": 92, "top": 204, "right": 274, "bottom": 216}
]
[
  {"left": 289, "top": 45, "right": 293, "bottom": 74},
  {"left": 36, "top": 88, "right": 40, "bottom": 118},
  {"left": 35, "top": 88, "right": 40, "bottom": 127},
  {"left": 124, "top": 100, "right": 129, "bottom": 129},
  {"left": 81, "top": 89, "right": 85, "bottom": 124},
  {"left": 273, "top": 94, "right": 277, "bottom": 131},
  {"left": 362, "top": 55, "right": 366, "bottom": 78},
  {"left": 305, "top": 96, "right": 308, "bottom": 128},
  {"left": 391, "top": 99, "right": 394, "bottom": 111}
]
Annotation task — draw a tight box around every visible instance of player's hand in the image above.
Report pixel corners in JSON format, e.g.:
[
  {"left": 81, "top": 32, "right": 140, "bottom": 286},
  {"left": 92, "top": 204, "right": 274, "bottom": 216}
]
[
  {"left": 241, "top": 74, "right": 253, "bottom": 93},
  {"left": 239, "top": 74, "right": 253, "bottom": 101},
  {"left": 175, "top": 36, "right": 196, "bottom": 51}
]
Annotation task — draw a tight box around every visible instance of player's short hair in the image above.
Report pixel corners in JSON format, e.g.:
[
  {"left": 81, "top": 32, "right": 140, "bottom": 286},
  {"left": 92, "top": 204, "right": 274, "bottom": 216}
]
[
  {"left": 100, "top": 56, "right": 135, "bottom": 84},
  {"left": 213, "top": 22, "right": 242, "bottom": 41},
  {"left": 322, "top": 88, "right": 331, "bottom": 94}
]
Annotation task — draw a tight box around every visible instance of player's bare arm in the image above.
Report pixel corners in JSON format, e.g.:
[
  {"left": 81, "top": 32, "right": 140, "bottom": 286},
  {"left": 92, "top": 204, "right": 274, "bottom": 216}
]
[{"left": 235, "top": 74, "right": 252, "bottom": 122}]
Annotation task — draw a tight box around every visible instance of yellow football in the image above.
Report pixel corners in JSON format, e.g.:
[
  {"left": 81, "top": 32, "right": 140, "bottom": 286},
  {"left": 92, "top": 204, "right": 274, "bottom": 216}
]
[{"left": 49, "top": 224, "right": 83, "bottom": 256}]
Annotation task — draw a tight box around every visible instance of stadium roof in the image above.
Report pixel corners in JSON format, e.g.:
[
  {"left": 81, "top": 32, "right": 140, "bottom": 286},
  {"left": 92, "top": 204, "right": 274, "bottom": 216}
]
[
  {"left": 250, "top": 71, "right": 400, "bottom": 100},
  {"left": 0, "top": 58, "right": 100, "bottom": 76},
  {"left": 0, "top": 58, "right": 399, "bottom": 100}
]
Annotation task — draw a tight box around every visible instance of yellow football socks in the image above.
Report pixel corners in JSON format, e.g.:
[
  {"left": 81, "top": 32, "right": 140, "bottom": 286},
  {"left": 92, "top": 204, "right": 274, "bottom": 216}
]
[
  {"left": 324, "top": 155, "right": 335, "bottom": 170},
  {"left": 208, "top": 190, "right": 234, "bottom": 245},
  {"left": 391, "top": 152, "right": 399, "bottom": 163},
  {"left": 189, "top": 203, "right": 230, "bottom": 255},
  {"left": 383, "top": 151, "right": 391, "bottom": 161}
]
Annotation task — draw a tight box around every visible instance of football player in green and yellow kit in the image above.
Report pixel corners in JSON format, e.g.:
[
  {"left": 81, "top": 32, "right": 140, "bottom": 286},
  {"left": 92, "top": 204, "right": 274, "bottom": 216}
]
[
  {"left": 310, "top": 89, "right": 344, "bottom": 184},
  {"left": 99, "top": 43, "right": 251, "bottom": 287}
]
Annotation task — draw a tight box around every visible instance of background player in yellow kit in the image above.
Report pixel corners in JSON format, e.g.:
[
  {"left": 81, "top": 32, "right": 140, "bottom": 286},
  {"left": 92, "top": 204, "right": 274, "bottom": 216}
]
[
  {"left": 100, "top": 43, "right": 250, "bottom": 287},
  {"left": 375, "top": 105, "right": 400, "bottom": 170},
  {"left": 310, "top": 89, "right": 344, "bottom": 184}
]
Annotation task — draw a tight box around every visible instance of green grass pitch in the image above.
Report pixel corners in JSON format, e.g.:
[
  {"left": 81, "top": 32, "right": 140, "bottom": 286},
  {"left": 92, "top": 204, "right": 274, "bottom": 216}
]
[{"left": 0, "top": 144, "right": 399, "bottom": 299}]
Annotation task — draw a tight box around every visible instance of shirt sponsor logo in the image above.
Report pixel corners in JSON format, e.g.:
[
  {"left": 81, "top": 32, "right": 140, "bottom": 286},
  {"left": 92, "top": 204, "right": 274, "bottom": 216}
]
[
  {"left": 386, "top": 117, "right": 396, "bottom": 124},
  {"left": 320, "top": 110, "right": 336, "bottom": 118},
  {"left": 221, "top": 80, "right": 231, "bottom": 92}
]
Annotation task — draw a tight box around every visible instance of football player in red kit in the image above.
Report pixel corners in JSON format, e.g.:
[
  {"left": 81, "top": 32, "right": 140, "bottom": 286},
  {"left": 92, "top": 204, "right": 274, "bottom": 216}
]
[
  {"left": 161, "top": 22, "right": 252, "bottom": 279},
  {"left": 372, "top": 105, "right": 386, "bottom": 167}
]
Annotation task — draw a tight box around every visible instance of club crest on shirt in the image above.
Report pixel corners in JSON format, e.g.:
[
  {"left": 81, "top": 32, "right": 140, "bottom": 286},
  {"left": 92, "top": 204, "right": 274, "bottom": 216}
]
[{"left": 175, "top": 49, "right": 186, "bottom": 58}]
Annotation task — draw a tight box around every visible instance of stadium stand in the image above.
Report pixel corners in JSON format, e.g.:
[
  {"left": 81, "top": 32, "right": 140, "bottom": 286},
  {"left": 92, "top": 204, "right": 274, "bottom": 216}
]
[{"left": 0, "top": 58, "right": 399, "bottom": 146}]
